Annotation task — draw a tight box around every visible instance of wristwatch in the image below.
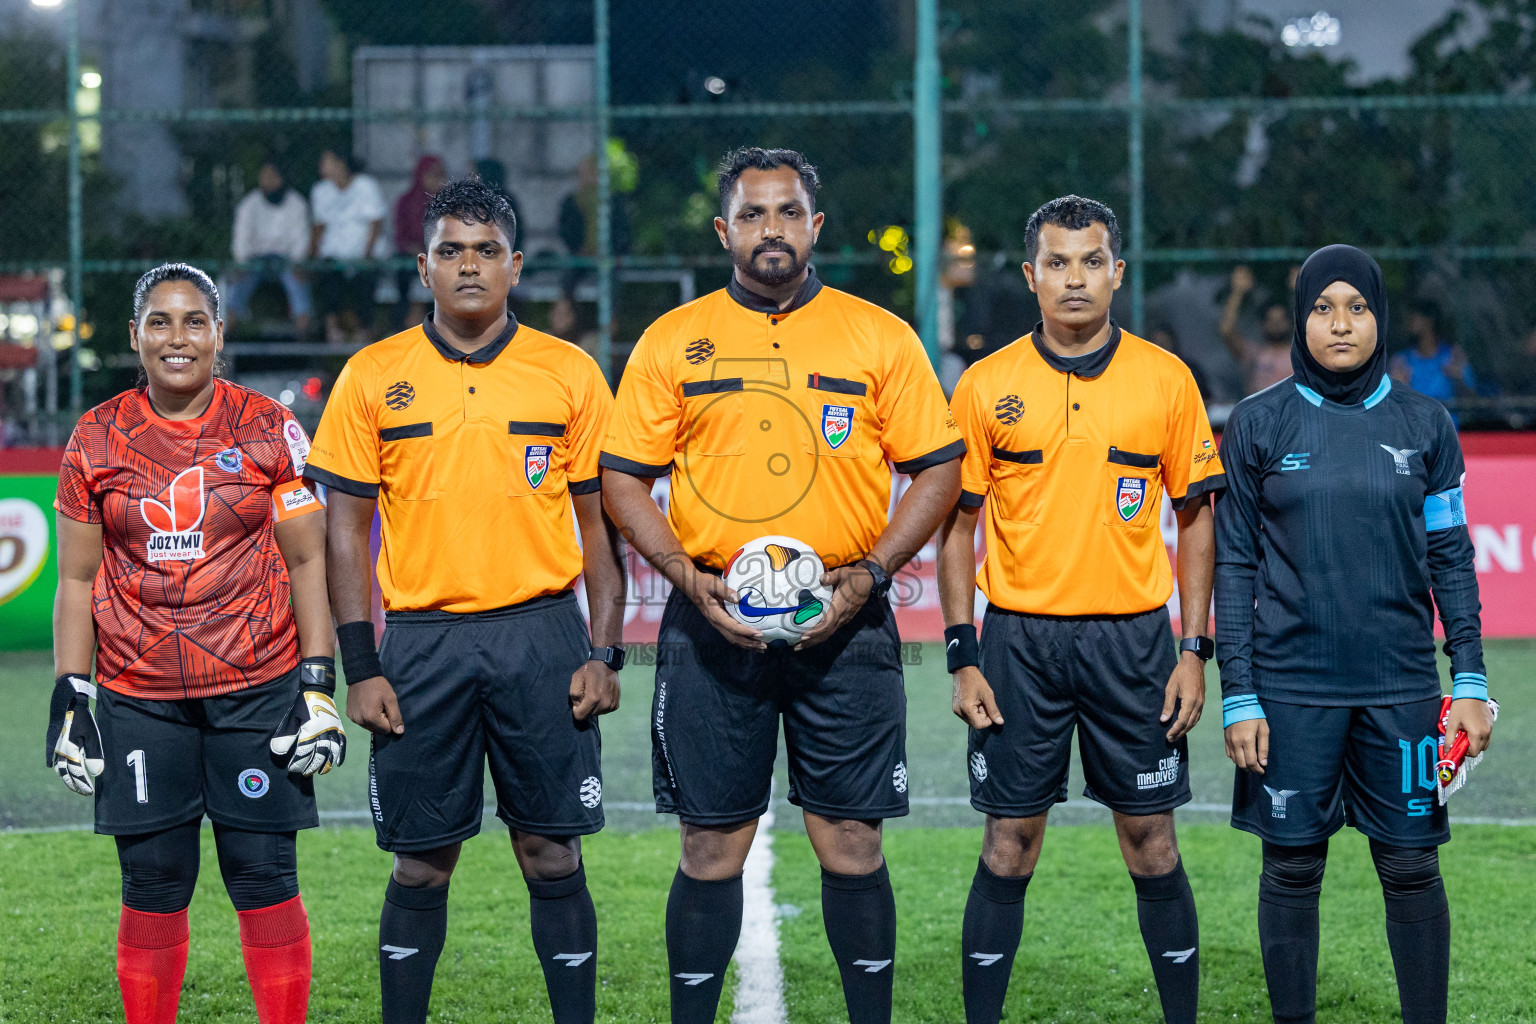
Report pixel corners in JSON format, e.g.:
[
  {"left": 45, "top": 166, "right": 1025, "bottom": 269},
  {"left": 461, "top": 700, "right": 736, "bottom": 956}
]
[
  {"left": 589, "top": 645, "right": 626, "bottom": 671},
  {"left": 1179, "top": 636, "right": 1214, "bottom": 661},
  {"left": 856, "top": 558, "right": 893, "bottom": 599}
]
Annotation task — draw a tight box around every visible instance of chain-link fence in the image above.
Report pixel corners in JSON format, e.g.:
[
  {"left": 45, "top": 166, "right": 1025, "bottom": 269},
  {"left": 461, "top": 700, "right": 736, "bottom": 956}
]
[{"left": 3, "top": 0, "right": 1536, "bottom": 445}]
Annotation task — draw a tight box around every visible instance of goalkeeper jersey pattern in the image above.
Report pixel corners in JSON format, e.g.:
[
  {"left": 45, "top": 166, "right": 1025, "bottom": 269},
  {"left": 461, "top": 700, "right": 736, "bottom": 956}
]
[
  {"left": 55, "top": 381, "right": 321, "bottom": 700},
  {"left": 1213, "top": 376, "right": 1484, "bottom": 716}
]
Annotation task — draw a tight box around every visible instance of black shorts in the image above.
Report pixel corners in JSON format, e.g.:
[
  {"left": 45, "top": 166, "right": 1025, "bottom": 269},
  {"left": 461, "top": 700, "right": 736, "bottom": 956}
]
[
  {"left": 370, "top": 592, "right": 603, "bottom": 852},
  {"left": 652, "top": 587, "right": 908, "bottom": 826},
  {"left": 1230, "top": 695, "right": 1450, "bottom": 847},
  {"left": 94, "top": 669, "right": 317, "bottom": 836},
  {"left": 968, "top": 605, "right": 1188, "bottom": 818}
]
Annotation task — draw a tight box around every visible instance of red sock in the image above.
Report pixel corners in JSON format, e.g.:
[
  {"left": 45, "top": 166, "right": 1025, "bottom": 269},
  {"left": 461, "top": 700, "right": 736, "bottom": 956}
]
[
  {"left": 237, "top": 895, "right": 312, "bottom": 1024},
  {"left": 117, "top": 906, "right": 189, "bottom": 1024}
]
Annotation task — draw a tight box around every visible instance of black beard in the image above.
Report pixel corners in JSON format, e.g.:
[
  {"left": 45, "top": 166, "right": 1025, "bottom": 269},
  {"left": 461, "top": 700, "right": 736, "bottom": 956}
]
[{"left": 735, "top": 242, "right": 807, "bottom": 289}]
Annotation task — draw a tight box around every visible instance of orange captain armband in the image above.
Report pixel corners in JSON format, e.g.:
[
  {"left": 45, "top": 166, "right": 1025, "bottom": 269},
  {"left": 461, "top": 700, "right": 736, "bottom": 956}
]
[{"left": 272, "top": 479, "right": 323, "bottom": 523}]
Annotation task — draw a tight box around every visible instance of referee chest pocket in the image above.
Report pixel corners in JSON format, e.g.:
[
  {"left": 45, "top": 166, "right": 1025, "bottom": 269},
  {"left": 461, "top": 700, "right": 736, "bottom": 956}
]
[
  {"left": 680, "top": 378, "right": 746, "bottom": 457},
  {"left": 379, "top": 423, "right": 439, "bottom": 500},
  {"left": 508, "top": 421, "right": 568, "bottom": 497},
  {"left": 1103, "top": 446, "right": 1160, "bottom": 528},
  {"left": 988, "top": 446, "right": 1045, "bottom": 524},
  {"left": 802, "top": 375, "right": 870, "bottom": 460}
]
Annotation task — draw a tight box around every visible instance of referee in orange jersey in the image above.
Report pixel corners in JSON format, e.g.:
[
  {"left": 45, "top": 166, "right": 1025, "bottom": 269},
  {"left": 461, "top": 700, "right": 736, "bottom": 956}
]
[
  {"left": 304, "top": 179, "right": 625, "bottom": 1024},
  {"left": 937, "top": 196, "right": 1224, "bottom": 1024}
]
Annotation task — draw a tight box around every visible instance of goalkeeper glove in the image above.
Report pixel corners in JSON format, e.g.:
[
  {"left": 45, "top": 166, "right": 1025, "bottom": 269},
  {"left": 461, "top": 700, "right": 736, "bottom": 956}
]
[
  {"left": 46, "top": 673, "right": 105, "bottom": 796},
  {"left": 269, "top": 657, "right": 346, "bottom": 776}
]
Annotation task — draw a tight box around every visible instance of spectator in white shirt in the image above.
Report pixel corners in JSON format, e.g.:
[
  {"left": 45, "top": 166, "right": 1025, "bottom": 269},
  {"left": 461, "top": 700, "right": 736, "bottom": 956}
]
[
  {"left": 226, "top": 162, "right": 312, "bottom": 338},
  {"left": 310, "top": 148, "right": 386, "bottom": 344}
]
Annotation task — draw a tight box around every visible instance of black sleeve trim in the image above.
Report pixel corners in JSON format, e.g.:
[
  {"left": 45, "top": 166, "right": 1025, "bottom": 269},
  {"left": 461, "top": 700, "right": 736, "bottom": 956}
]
[
  {"left": 1170, "top": 472, "right": 1228, "bottom": 510},
  {"left": 681, "top": 378, "right": 744, "bottom": 397},
  {"left": 568, "top": 476, "right": 602, "bottom": 495},
  {"left": 807, "top": 374, "right": 868, "bottom": 397},
  {"left": 598, "top": 452, "right": 674, "bottom": 478},
  {"left": 1107, "top": 446, "right": 1159, "bottom": 469},
  {"left": 304, "top": 465, "right": 380, "bottom": 499},
  {"left": 380, "top": 422, "right": 433, "bottom": 442},
  {"left": 509, "top": 420, "right": 566, "bottom": 437},
  {"left": 958, "top": 489, "right": 986, "bottom": 509},
  {"left": 992, "top": 446, "right": 1043, "bottom": 465},
  {"left": 894, "top": 438, "right": 967, "bottom": 475}
]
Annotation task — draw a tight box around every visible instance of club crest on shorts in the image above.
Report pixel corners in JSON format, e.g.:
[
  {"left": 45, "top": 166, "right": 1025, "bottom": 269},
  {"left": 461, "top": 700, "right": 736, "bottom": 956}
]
[
  {"left": 892, "top": 761, "right": 908, "bottom": 794},
  {"left": 822, "top": 404, "right": 853, "bottom": 451},
  {"left": 214, "top": 447, "right": 242, "bottom": 474},
  {"left": 970, "top": 751, "right": 989, "bottom": 783},
  {"left": 525, "top": 444, "right": 552, "bottom": 489},
  {"left": 1116, "top": 476, "right": 1146, "bottom": 522},
  {"left": 579, "top": 776, "right": 602, "bottom": 809},
  {"left": 238, "top": 768, "right": 270, "bottom": 799}
]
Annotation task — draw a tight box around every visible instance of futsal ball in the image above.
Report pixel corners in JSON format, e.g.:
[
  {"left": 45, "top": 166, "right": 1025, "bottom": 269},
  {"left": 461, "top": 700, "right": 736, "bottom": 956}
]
[{"left": 723, "top": 535, "right": 832, "bottom": 646}]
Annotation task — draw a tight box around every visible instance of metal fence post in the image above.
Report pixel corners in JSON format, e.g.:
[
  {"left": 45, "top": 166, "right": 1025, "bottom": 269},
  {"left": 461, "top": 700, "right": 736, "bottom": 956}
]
[
  {"left": 67, "top": 0, "right": 83, "bottom": 417},
  {"left": 913, "top": 0, "right": 941, "bottom": 367},
  {"left": 594, "top": 0, "right": 614, "bottom": 384},
  {"left": 1127, "top": 0, "right": 1145, "bottom": 335}
]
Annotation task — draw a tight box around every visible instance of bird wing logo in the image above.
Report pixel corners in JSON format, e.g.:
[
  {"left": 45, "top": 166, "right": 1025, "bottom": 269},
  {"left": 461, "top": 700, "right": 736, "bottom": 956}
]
[
  {"left": 140, "top": 466, "right": 207, "bottom": 562},
  {"left": 1379, "top": 444, "right": 1419, "bottom": 476},
  {"left": 525, "top": 445, "right": 552, "bottom": 490},
  {"left": 1116, "top": 477, "right": 1146, "bottom": 522},
  {"left": 822, "top": 405, "right": 853, "bottom": 450}
]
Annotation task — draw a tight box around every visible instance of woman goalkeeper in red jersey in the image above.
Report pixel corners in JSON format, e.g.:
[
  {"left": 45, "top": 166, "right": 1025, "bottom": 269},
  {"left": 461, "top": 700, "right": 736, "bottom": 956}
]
[{"left": 46, "top": 263, "right": 345, "bottom": 1024}]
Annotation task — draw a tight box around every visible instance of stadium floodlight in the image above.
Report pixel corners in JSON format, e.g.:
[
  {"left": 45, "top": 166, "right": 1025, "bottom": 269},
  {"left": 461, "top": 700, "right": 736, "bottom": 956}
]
[
  {"left": 30, "top": 0, "right": 66, "bottom": 7},
  {"left": 704, "top": 76, "right": 727, "bottom": 96},
  {"left": 81, "top": 70, "right": 101, "bottom": 89},
  {"left": 1281, "top": 11, "right": 1341, "bottom": 48}
]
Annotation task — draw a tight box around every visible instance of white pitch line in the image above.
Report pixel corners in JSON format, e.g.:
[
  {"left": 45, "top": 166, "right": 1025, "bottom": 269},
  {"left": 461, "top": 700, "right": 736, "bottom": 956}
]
[{"left": 731, "top": 791, "right": 788, "bottom": 1024}]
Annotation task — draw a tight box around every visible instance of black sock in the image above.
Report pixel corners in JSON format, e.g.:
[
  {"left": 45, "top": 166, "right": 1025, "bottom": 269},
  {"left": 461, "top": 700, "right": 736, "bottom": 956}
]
[
  {"left": 1130, "top": 859, "right": 1200, "bottom": 1024},
  {"left": 527, "top": 862, "right": 598, "bottom": 1024},
  {"left": 961, "top": 857, "right": 1030, "bottom": 1024},
  {"left": 665, "top": 868, "right": 742, "bottom": 1024},
  {"left": 1258, "top": 841, "right": 1327, "bottom": 1024},
  {"left": 379, "top": 879, "right": 449, "bottom": 1024},
  {"left": 1371, "top": 841, "right": 1450, "bottom": 1024},
  {"left": 821, "top": 864, "right": 897, "bottom": 1024}
]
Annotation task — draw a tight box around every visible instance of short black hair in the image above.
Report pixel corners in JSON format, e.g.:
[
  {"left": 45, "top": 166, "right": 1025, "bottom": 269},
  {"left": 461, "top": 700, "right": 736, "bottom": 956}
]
[
  {"left": 717, "top": 147, "right": 820, "bottom": 215},
  {"left": 423, "top": 175, "right": 517, "bottom": 249},
  {"left": 1024, "top": 195, "right": 1122, "bottom": 263},
  {"left": 1410, "top": 298, "right": 1441, "bottom": 327},
  {"left": 132, "top": 262, "right": 219, "bottom": 323}
]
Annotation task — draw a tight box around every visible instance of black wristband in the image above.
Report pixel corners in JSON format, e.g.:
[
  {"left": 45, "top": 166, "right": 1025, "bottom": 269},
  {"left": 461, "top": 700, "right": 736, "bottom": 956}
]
[
  {"left": 336, "top": 621, "right": 383, "bottom": 685},
  {"left": 944, "top": 623, "right": 980, "bottom": 673}
]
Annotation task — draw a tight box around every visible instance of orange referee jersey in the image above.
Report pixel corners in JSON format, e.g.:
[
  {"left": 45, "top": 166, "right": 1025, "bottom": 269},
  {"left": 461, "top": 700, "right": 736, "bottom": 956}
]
[
  {"left": 952, "top": 322, "right": 1224, "bottom": 616},
  {"left": 304, "top": 315, "right": 612, "bottom": 613},
  {"left": 601, "top": 269, "right": 963, "bottom": 568}
]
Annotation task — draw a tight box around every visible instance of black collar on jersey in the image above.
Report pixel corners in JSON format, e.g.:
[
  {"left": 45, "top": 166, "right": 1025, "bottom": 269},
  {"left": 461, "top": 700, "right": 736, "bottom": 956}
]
[
  {"left": 422, "top": 311, "right": 519, "bottom": 364},
  {"left": 1030, "top": 319, "right": 1122, "bottom": 379},
  {"left": 1290, "top": 244, "right": 1388, "bottom": 406},
  {"left": 726, "top": 265, "right": 824, "bottom": 315}
]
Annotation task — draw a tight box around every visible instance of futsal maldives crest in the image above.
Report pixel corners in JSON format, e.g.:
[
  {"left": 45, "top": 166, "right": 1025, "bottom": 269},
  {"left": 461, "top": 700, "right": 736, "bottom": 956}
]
[
  {"left": 525, "top": 444, "right": 552, "bottom": 489},
  {"left": 1116, "top": 476, "right": 1146, "bottom": 522},
  {"left": 141, "top": 466, "right": 207, "bottom": 562},
  {"left": 821, "top": 404, "right": 853, "bottom": 451}
]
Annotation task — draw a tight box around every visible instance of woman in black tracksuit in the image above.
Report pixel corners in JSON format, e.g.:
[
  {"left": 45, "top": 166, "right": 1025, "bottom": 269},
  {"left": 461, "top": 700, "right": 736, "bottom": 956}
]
[{"left": 1213, "top": 245, "right": 1494, "bottom": 1024}]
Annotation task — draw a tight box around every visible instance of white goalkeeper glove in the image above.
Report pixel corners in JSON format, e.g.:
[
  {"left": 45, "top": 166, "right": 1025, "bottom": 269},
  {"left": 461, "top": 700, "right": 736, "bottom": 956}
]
[
  {"left": 46, "top": 673, "right": 105, "bottom": 795},
  {"left": 269, "top": 657, "right": 346, "bottom": 776}
]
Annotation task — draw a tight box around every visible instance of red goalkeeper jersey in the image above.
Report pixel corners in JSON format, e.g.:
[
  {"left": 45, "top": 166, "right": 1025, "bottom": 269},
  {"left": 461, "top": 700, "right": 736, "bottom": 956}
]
[{"left": 55, "top": 381, "right": 323, "bottom": 699}]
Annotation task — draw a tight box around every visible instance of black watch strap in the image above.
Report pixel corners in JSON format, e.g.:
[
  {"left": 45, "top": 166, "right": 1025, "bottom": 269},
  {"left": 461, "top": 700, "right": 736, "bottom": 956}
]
[
  {"left": 857, "top": 558, "right": 892, "bottom": 598},
  {"left": 589, "top": 645, "right": 626, "bottom": 671},
  {"left": 1180, "top": 636, "right": 1214, "bottom": 661}
]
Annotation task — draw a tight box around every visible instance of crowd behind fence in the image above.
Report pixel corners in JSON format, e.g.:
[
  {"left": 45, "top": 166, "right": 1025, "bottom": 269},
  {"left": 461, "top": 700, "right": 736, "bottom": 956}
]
[{"left": 3, "top": 0, "right": 1536, "bottom": 447}]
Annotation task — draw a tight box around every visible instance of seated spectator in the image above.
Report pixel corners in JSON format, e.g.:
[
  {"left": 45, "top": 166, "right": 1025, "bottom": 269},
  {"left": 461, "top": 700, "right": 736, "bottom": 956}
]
[
  {"left": 1389, "top": 299, "right": 1479, "bottom": 402},
  {"left": 226, "top": 162, "right": 311, "bottom": 339},
  {"left": 392, "top": 154, "right": 447, "bottom": 331},
  {"left": 1219, "top": 264, "right": 1292, "bottom": 395},
  {"left": 311, "top": 147, "right": 386, "bottom": 345}
]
